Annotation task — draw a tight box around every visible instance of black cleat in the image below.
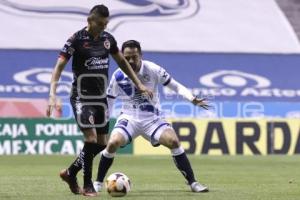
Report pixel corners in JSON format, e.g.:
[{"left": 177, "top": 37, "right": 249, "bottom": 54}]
[{"left": 59, "top": 169, "right": 82, "bottom": 195}]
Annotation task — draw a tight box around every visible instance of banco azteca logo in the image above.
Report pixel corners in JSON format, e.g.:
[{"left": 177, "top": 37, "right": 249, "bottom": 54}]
[
  {"left": 0, "top": 0, "right": 200, "bottom": 32},
  {"left": 199, "top": 70, "right": 271, "bottom": 88},
  {"left": 14, "top": 68, "right": 72, "bottom": 85},
  {"left": 2, "top": 68, "right": 73, "bottom": 95},
  {"left": 196, "top": 70, "right": 299, "bottom": 98}
]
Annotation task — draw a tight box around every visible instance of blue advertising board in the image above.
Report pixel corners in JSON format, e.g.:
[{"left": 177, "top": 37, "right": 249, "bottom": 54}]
[
  {"left": 143, "top": 52, "right": 300, "bottom": 102},
  {"left": 1, "top": 50, "right": 300, "bottom": 101},
  {"left": 0, "top": 50, "right": 300, "bottom": 118}
]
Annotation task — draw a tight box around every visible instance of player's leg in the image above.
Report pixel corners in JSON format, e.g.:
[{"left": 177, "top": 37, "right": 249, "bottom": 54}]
[
  {"left": 63, "top": 135, "right": 107, "bottom": 184},
  {"left": 152, "top": 124, "right": 208, "bottom": 192},
  {"left": 93, "top": 129, "right": 127, "bottom": 192},
  {"left": 79, "top": 128, "right": 100, "bottom": 196},
  {"left": 81, "top": 102, "right": 111, "bottom": 196},
  {"left": 60, "top": 127, "right": 99, "bottom": 196},
  {"left": 92, "top": 132, "right": 109, "bottom": 192},
  {"left": 94, "top": 116, "right": 136, "bottom": 192},
  {"left": 66, "top": 104, "right": 109, "bottom": 179},
  {"left": 156, "top": 127, "right": 196, "bottom": 183},
  {"left": 60, "top": 100, "right": 99, "bottom": 196},
  {"left": 94, "top": 99, "right": 110, "bottom": 155},
  {"left": 60, "top": 99, "right": 85, "bottom": 195}
]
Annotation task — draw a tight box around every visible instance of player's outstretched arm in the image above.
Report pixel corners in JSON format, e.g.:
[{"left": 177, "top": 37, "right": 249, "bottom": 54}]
[
  {"left": 46, "top": 57, "right": 68, "bottom": 117},
  {"left": 166, "top": 79, "right": 209, "bottom": 110},
  {"left": 111, "top": 52, "right": 153, "bottom": 99}
]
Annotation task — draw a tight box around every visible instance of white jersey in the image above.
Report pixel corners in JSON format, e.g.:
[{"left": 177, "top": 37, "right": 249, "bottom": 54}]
[{"left": 107, "top": 60, "right": 171, "bottom": 117}]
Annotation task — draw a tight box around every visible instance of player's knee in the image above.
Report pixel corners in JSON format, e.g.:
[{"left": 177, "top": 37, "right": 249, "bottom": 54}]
[
  {"left": 107, "top": 138, "right": 122, "bottom": 150},
  {"left": 82, "top": 128, "right": 97, "bottom": 143},
  {"left": 168, "top": 137, "right": 180, "bottom": 149},
  {"left": 97, "top": 135, "right": 108, "bottom": 145},
  {"left": 84, "top": 134, "right": 97, "bottom": 143}
]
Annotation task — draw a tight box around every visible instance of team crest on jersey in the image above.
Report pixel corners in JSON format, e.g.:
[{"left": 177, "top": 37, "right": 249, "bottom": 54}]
[
  {"left": 83, "top": 42, "right": 91, "bottom": 49},
  {"left": 104, "top": 39, "right": 110, "bottom": 50},
  {"left": 143, "top": 74, "right": 150, "bottom": 82},
  {"left": 89, "top": 115, "right": 95, "bottom": 125}
]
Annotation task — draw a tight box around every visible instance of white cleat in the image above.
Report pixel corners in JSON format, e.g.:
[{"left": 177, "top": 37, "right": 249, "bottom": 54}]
[
  {"left": 93, "top": 181, "right": 104, "bottom": 192},
  {"left": 190, "top": 182, "right": 209, "bottom": 193}
]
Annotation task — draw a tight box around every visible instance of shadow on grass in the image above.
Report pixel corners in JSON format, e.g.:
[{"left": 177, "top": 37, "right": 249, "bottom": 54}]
[{"left": 128, "top": 189, "right": 212, "bottom": 197}]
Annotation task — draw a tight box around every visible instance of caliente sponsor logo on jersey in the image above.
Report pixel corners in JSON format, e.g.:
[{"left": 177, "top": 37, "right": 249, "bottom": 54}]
[{"left": 84, "top": 57, "right": 109, "bottom": 70}]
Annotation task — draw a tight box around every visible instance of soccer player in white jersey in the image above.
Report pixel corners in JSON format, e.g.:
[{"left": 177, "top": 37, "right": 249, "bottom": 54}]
[{"left": 94, "top": 40, "right": 209, "bottom": 193}]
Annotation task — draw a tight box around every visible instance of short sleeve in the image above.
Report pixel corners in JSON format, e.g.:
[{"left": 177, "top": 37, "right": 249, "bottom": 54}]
[
  {"left": 107, "top": 76, "right": 119, "bottom": 98},
  {"left": 109, "top": 35, "right": 119, "bottom": 55},
  {"left": 59, "top": 34, "right": 76, "bottom": 59},
  {"left": 157, "top": 66, "right": 172, "bottom": 86}
]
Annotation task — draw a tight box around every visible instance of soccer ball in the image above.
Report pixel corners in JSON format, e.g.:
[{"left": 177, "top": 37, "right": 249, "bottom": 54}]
[{"left": 106, "top": 172, "right": 131, "bottom": 197}]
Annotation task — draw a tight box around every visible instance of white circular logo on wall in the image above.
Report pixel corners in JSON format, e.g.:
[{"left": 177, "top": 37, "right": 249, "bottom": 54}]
[
  {"left": 13, "top": 68, "right": 72, "bottom": 84},
  {"left": 199, "top": 70, "right": 271, "bottom": 88},
  {"left": 5, "top": 68, "right": 74, "bottom": 96}
]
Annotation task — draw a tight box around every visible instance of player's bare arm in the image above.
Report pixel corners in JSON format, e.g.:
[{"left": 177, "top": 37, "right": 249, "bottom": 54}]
[
  {"left": 112, "top": 51, "right": 153, "bottom": 99},
  {"left": 166, "top": 78, "right": 209, "bottom": 110},
  {"left": 46, "top": 57, "right": 68, "bottom": 117}
]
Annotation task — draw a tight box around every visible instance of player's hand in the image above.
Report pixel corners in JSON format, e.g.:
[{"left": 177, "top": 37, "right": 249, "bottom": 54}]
[
  {"left": 46, "top": 95, "right": 56, "bottom": 117},
  {"left": 137, "top": 84, "right": 153, "bottom": 99},
  {"left": 192, "top": 96, "right": 210, "bottom": 110}
]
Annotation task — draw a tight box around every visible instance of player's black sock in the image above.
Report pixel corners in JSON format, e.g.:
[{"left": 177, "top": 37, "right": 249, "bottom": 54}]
[
  {"left": 94, "top": 144, "right": 107, "bottom": 156},
  {"left": 82, "top": 142, "right": 97, "bottom": 188},
  {"left": 172, "top": 147, "right": 196, "bottom": 185},
  {"left": 67, "top": 144, "right": 106, "bottom": 177},
  {"left": 96, "top": 149, "right": 115, "bottom": 182},
  {"left": 68, "top": 152, "right": 83, "bottom": 177}
]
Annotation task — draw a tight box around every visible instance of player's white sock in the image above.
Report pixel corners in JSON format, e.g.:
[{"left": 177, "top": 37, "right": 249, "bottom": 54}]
[
  {"left": 171, "top": 146, "right": 185, "bottom": 156},
  {"left": 102, "top": 149, "right": 116, "bottom": 158},
  {"left": 93, "top": 181, "right": 104, "bottom": 192}
]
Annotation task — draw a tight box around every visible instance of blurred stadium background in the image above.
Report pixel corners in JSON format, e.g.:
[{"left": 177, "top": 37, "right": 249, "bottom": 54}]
[{"left": 0, "top": 0, "right": 300, "bottom": 199}]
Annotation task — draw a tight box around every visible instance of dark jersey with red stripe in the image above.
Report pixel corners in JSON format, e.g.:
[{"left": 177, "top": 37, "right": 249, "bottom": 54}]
[{"left": 60, "top": 27, "right": 119, "bottom": 99}]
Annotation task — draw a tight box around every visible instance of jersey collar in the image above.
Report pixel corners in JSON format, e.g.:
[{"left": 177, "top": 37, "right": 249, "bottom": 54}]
[{"left": 83, "top": 27, "right": 104, "bottom": 40}]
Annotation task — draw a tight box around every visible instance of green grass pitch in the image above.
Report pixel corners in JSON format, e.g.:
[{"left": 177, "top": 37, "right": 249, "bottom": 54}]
[{"left": 0, "top": 155, "right": 299, "bottom": 200}]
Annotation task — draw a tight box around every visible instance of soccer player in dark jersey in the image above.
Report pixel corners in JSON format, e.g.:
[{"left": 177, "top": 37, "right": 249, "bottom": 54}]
[{"left": 46, "top": 5, "right": 152, "bottom": 197}]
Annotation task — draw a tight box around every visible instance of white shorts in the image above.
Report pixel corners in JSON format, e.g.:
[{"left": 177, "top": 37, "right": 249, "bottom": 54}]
[{"left": 111, "top": 114, "right": 171, "bottom": 147}]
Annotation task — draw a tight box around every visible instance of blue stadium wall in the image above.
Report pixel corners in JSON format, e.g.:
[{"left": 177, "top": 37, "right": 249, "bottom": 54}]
[
  {"left": 1, "top": 50, "right": 300, "bottom": 117},
  {"left": 1, "top": 50, "right": 300, "bottom": 155}
]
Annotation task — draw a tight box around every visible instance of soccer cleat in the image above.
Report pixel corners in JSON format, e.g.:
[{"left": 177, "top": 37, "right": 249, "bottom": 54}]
[
  {"left": 83, "top": 185, "right": 98, "bottom": 197},
  {"left": 59, "top": 169, "right": 82, "bottom": 194},
  {"left": 190, "top": 182, "right": 209, "bottom": 193},
  {"left": 93, "top": 181, "right": 104, "bottom": 192}
]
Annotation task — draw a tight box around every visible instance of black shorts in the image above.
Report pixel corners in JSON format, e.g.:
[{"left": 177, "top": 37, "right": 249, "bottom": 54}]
[{"left": 70, "top": 98, "right": 109, "bottom": 134}]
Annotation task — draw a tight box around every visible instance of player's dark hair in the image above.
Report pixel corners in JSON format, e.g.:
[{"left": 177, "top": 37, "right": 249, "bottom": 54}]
[
  {"left": 121, "top": 40, "right": 142, "bottom": 54},
  {"left": 89, "top": 4, "right": 109, "bottom": 17}
]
